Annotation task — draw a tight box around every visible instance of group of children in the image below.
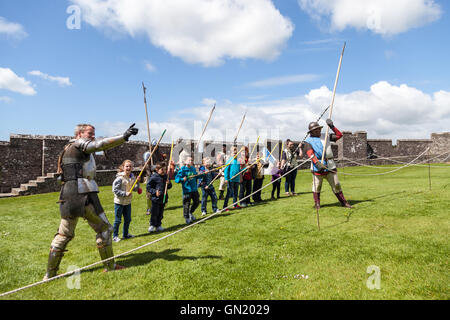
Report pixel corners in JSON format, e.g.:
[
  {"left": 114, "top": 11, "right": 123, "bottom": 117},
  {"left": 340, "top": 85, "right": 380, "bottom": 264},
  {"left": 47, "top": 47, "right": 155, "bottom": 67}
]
[{"left": 110, "top": 145, "right": 289, "bottom": 241}]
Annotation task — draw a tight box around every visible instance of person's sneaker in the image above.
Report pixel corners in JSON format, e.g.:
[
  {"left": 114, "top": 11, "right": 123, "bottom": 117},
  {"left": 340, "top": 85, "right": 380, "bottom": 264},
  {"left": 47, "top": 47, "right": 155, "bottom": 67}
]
[
  {"left": 185, "top": 218, "right": 192, "bottom": 224},
  {"left": 240, "top": 202, "right": 247, "bottom": 208},
  {"left": 123, "top": 234, "right": 135, "bottom": 239},
  {"left": 214, "top": 209, "right": 220, "bottom": 214},
  {"left": 190, "top": 214, "right": 196, "bottom": 221},
  {"left": 148, "top": 225, "right": 156, "bottom": 232},
  {"left": 146, "top": 209, "right": 151, "bottom": 215},
  {"left": 234, "top": 204, "right": 242, "bottom": 209},
  {"left": 202, "top": 211, "right": 207, "bottom": 216},
  {"left": 113, "top": 236, "right": 121, "bottom": 242},
  {"left": 223, "top": 208, "right": 230, "bottom": 212},
  {"left": 157, "top": 226, "right": 165, "bottom": 232},
  {"left": 343, "top": 202, "right": 353, "bottom": 209},
  {"left": 285, "top": 192, "right": 291, "bottom": 196}
]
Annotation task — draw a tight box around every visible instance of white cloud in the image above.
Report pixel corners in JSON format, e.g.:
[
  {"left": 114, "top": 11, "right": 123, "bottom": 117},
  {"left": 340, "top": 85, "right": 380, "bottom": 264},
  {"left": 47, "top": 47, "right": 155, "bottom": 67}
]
[
  {"left": 99, "top": 81, "right": 450, "bottom": 144},
  {"left": 201, "top": 98, "right": 217, "bottom": 106},
  {"left": 0, "top": 17, "right": 28, "bottom": 40},
  {"left": 28, "top": 70, "right": 72, "bottom": 87},
  {"left": 144, "top": 61, "right": 157, "bottom": 72},
  {"left": 0, "top": 96, "right": 13, "bottom": 103},
  {"left": 298, "top": 0, "right": 442, "bottom": 35},
  {"left": 0, "top": 68, "right": 36, "bottom": 95},
  {"left": 71, "top": 0, "right": 294, "bottom": 66},
  {"left": 247, "top": 74, "right": 320, "bottom": 88}
]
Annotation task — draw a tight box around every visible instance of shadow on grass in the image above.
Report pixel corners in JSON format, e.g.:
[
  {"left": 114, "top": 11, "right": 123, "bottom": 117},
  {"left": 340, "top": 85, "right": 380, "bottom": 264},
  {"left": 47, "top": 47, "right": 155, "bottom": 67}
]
[
  {"left": 86, "top": 248, "right": 221, "bottom": 273},
  {"left": 119, "top": 248, "right": 221, "bottom": 268}
]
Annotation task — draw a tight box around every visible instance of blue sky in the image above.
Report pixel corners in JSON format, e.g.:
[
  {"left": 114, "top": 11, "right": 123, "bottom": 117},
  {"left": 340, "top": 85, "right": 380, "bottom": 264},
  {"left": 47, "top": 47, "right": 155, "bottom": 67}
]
[{"left": 1, "top": 0, "right": 449, "bottom": 144}]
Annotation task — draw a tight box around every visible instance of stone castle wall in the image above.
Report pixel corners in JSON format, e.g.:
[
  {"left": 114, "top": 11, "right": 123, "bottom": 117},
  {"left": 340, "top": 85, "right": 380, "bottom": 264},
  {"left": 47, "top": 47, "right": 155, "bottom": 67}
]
[{"left": 0, "top": 131, "right": 449, "bottom": 194}]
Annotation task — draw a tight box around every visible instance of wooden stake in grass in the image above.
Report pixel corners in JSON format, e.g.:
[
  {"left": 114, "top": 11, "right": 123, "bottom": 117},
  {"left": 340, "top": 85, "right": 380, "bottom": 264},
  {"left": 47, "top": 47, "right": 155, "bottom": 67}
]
[
  {"left": 428, "top": 159, "right": 432, "bottom": 191},
  {"left": 312, "top": 173, "right": 320, "bottom": 231}
]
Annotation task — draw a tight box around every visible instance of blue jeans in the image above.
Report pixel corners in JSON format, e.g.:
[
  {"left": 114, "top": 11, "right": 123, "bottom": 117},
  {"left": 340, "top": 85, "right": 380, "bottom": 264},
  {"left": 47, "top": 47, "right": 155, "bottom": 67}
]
[
  {"left": 201, "top": 187, "right": 218, "bottom": 213},
  {"left": 284, "top": 168, "right": 297, "bottom": 193},
  {"left": 223, "top": 181, "right": 239, "bottom": 208},
  {"left": 113, "top": 203, "right": 132, "bottom": 238}
]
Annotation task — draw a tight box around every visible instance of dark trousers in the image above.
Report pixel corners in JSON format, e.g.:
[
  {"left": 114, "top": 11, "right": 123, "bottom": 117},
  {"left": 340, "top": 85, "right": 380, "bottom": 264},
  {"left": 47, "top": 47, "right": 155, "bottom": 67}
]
[
  {"left": 252, "top": 178, "right": 264, "bottom": 202},
  {"left": 284, "top": 168, "right": 297, "bottom": 193},
  {"left": 182, "top": 191, "right": 200, "bottom": 218},
  {"left": 239, "top": 179, "right": 252, "bottom": 204},
  {"left": 113, "top": 203, "right": 132, "bottom": 238},
  {"left": 201, "top": 187, "right": 218, "bottom": 213},
  {"left": 150, "top": 201, "right": 164, "bottom": 227},
  {"left": 223, "top": 181, "right": 239, "bottom": 208},
  {"left": 271, "top": 180, "right": 281, "bottom": 198}
]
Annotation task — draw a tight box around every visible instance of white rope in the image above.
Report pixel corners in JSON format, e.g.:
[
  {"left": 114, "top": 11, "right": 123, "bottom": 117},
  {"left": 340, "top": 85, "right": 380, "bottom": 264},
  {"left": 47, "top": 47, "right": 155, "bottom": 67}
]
[
  {"left": 340, "top": 150, "right": 450, "bottom": 170},
  {"left": 335, "top": 148, "right": 430, "bottom": 176},
  {"left": 0, "top": 159, "right": 310, "bottom": 298},
  {"left": 368, "top": 150, "right": 450, "bottom": 168}
]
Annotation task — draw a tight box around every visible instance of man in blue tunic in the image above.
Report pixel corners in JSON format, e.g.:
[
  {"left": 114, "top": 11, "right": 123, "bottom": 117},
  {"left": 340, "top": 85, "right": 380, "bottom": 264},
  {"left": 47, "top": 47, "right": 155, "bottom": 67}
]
[{"left": 302, "top": 119, "right": 352, "bottom": 209}]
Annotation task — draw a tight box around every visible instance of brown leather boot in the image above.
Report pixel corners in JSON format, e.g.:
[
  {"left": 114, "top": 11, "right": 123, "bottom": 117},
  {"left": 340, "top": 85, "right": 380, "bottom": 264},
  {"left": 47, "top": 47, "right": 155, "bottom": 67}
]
[{"left": 335, "top": 192, "right": 353, "bottom": 208}]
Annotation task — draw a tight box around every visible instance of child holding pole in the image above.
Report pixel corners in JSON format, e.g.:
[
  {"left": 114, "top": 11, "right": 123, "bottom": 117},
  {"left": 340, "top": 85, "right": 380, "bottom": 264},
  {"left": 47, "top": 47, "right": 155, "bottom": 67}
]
[
  {"left": 223, "top": 146, "right": 242, "bottom": 211},
  {"left": 175, "top": 156, "right": 200, "bottom": 224},
  {"left": 112, "top": 160, "right": 141, "bottom": 242},
  {"left": 199, "top": 157, "right": 219, "bottom": 216},
  {"left": 147, "top": 162, "right": 172, "bottom": 232},
  {"left": 271, "top": 161, "right": 282, "bottom": 199}
]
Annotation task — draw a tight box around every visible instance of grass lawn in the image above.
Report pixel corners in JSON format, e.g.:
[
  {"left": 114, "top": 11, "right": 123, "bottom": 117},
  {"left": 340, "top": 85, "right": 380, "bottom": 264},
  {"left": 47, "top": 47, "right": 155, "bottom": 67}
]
[{"left": 0, "top": 164, "right": 449, "bottom": 300}]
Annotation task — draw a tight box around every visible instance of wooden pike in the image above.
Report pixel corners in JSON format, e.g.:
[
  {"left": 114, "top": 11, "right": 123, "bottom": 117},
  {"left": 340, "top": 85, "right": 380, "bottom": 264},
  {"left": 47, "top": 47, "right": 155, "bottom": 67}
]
[
  {"left": 142, "top": 82, "right": 153, "bottom": 166},
  {"left": 128, "top": 129, "right": 167, "bottom": 193},
  {"left": 163, "top": 139, "right": 174, "bottom": 204},
  {"left": 196, "top": 104, "right": 216, "bottom": 151},
  {"left": 321, "top": 42, "right": 346, "bottom": 164},
  {"left": 233, "top": 111, "right": 247, "bottom": 145}
]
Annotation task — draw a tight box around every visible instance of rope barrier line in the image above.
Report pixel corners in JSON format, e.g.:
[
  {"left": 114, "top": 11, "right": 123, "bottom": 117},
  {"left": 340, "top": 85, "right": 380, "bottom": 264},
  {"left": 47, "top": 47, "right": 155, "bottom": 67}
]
[
  {"left": 334, "top": 148, "right": 430, "bottom": 176},
  {"left": 335, "top": 150, "right": 450, "bottom": 164},
  {"left": 367, "top": 151, "right": 450, "bottom": 168},
  {"left": 0, "top": 158, "right": 310, "bottom": 298},
  {"left": 339, "top": 150, "right": 450, "bottom": 170}
]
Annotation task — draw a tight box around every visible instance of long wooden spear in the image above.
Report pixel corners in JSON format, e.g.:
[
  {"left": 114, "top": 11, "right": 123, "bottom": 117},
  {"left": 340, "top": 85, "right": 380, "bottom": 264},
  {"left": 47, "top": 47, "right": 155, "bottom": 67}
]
[
  {"left": 229, "top": 142, "right": 278, "bottom": 182},
  {"left": 233, "top": 111, "right": 247, "bottom": 145},
  {"left": 128, "top": 129, "right": 166, "bottom": 193},
  {"left": 196, "top": 104, "right": 216, "bottom": 152},
  {"left": 321, "top": 42, "right": 346, "bottom": 164},
  {"left": 205, "top": 146, "right": 245, "bottom": 188},
  {"left": 162, "top": 139, "right": 174, "bottom": 204},
  {"left": 142, "top": 82, "right": 153, "bottom": 166}
]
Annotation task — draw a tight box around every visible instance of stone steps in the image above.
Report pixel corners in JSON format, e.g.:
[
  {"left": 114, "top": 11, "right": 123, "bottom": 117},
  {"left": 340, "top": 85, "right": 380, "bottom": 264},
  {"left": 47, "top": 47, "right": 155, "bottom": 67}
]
[{"left": 1, "top": 173, "right": 59, "bottom": 197}]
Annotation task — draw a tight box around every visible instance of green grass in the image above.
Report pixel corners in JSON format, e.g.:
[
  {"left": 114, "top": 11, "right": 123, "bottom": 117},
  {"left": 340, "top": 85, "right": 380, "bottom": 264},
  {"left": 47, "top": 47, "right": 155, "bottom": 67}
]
[{"left": 0, "top": 164, "right": 449, "bottom": 300}]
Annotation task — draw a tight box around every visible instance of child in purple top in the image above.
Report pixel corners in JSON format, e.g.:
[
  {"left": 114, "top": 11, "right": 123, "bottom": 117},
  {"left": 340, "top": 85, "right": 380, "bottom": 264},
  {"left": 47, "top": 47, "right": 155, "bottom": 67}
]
[{"left": 271, "top": 161, "right": 282, "bottom": 199}]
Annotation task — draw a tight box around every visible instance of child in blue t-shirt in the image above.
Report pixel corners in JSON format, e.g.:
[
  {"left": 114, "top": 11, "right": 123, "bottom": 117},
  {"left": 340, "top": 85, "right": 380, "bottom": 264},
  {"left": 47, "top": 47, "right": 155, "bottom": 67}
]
[{"left": 175, "top": 156, "right": 200, "bottom": 224}]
